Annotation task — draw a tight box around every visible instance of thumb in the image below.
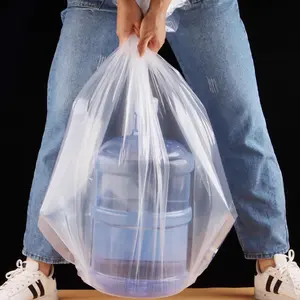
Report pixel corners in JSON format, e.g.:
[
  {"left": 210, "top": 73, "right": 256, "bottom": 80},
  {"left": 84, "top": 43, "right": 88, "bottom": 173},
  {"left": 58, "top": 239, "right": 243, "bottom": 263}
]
[
  {"left": 137, "top": 35, "right": 151, "bottom": 56},
  {"left": 133, "top": 21, "right": 141, "bottom": 37}
]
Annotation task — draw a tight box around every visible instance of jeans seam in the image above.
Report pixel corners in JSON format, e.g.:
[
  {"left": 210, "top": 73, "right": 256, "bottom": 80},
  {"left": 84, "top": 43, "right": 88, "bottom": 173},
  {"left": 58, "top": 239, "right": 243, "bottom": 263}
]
[{"left": 233, "top": 216, "right": 247, "bottom": 251}]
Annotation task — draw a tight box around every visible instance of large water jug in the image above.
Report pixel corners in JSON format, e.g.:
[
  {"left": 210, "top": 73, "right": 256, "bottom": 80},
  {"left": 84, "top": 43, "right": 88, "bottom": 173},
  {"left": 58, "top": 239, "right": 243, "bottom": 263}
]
[{"left": 90, "top": 102, "right": 194, "bottom": 298}]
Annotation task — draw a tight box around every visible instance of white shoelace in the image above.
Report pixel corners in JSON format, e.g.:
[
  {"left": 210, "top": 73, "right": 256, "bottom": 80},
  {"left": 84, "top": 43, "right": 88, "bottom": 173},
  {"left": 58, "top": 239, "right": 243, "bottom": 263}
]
[
  {"left": 0, "top": 260, "right": 40, "bottom": 295},
  {"left": 278, "top": 250, "right": 300, "bottom": 290}
]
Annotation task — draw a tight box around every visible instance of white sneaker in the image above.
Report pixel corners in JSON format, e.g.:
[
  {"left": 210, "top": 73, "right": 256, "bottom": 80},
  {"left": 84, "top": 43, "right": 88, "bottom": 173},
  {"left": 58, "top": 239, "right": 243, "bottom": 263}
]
[
  {"left": 255, "top": 250, "right": 300, "bottom": 300},
  {"left": 0, "top": 260, "right": 58, "bottom": 300}
]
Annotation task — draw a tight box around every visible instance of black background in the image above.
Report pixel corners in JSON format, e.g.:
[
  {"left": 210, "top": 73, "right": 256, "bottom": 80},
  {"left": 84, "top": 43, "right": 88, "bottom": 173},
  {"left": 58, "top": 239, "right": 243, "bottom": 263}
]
[{"left": 1, "top": 0, "right": 298, "bottom": 290}]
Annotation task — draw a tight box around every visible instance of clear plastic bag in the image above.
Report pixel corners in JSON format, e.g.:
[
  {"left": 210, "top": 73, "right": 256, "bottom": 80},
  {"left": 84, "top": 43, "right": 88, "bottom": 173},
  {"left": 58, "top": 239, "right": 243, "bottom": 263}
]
[
  {"left": 113, "top": 0, "right": 190, "bottom": 32},
  {"left": 39, "top": 36, "right": 237, "bottom": 298}
]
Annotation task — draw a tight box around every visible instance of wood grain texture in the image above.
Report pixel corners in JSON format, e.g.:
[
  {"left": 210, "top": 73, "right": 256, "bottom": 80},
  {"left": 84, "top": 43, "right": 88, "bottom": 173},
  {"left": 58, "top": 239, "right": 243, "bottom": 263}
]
[{"left": 58, "top": 288, "right": 254, "bottom": 299}]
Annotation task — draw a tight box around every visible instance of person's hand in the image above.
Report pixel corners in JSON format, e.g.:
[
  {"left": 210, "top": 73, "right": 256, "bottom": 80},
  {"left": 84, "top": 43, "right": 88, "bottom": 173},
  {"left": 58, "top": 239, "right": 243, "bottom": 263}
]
[
  {"left": 137, "top": 3, "right": 169, "bottom": 56},
  {"left": 116, "top": 0, "right": 143, "bottom": 45}
]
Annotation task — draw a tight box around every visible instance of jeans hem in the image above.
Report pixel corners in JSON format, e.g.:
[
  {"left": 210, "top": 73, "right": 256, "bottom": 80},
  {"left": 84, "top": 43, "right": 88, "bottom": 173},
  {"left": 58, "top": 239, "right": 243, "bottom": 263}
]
[
  {"left": 22, "top": 249, "right": 69, "bottom": 265},
  {"left": 244, "top": 246, "right": 290, "bottom": 260}
]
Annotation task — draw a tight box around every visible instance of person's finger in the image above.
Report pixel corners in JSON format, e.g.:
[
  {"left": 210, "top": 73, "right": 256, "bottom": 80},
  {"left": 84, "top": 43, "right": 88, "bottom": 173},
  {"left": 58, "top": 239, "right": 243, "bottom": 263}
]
[
  {"left": 133, "top": 21, "right": 141, "bottom": 37},
  {"left": 138, "top": 35, "right": 152, "bottom": 56},
  {"left": 148, "top": 39, "right": 161, "bottom": 53}
]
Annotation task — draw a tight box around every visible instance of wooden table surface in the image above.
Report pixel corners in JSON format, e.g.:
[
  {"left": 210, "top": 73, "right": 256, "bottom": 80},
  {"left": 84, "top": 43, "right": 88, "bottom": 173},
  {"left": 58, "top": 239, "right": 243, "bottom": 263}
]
[{"left": 58, "top": 288, "right": 254, "bottom": 299}]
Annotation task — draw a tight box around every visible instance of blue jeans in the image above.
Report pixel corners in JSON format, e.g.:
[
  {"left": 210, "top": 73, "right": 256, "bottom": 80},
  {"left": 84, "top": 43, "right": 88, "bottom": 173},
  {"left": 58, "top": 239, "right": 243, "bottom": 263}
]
[{"left": 23, "top": 0, "right": 289, "bottom": 264}]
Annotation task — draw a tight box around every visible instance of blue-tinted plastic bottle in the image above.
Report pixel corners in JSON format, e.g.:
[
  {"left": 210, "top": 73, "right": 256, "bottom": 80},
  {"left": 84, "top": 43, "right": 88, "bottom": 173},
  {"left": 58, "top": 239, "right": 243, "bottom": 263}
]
[{"left": 90, "top": 103, "right": 194, "bottom": 298}]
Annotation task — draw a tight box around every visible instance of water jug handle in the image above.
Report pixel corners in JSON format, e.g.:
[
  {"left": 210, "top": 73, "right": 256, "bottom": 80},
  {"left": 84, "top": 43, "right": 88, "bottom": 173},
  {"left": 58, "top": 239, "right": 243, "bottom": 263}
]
[
  {"left": 131, "top": 98, "right": 158, "bottom": 136},
  {"left": 132, "top": 112, "right": 138, "bottom": 135}
]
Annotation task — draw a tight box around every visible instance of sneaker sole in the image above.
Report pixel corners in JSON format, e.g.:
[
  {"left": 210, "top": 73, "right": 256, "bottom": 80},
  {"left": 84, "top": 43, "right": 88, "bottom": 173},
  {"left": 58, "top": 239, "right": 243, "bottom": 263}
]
[{"left": 255, "top": 290, "right": 296, "bottom": 300}]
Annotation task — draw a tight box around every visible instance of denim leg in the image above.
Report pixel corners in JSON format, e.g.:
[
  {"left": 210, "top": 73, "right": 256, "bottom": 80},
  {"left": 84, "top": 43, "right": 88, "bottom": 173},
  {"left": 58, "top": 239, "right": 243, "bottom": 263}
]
[
  {"left": 167, "top": 0, "right": 289, "bottom": 259},
  {"left": 23, "top": 1, "right": 118, "bottom": 264}
]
